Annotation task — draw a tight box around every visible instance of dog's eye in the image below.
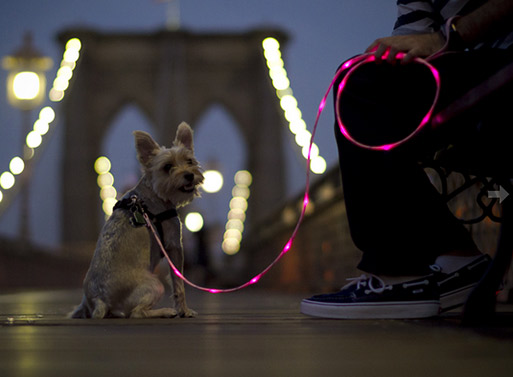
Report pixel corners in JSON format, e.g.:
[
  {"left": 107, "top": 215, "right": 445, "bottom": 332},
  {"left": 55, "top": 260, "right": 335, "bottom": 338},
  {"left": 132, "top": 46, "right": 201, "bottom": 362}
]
[
  {"left": 163, "top": 164, "right": 173, "bottom": 172},
  {"left": 187, "top": 159, "right": 194, "bottom": 165}
]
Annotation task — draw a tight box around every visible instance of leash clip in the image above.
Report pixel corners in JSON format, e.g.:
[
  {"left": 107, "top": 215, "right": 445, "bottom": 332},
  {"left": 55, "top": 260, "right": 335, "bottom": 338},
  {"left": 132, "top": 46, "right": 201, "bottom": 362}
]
[{"left": 128, "top": 195, "right": 147, "bottom": 227}]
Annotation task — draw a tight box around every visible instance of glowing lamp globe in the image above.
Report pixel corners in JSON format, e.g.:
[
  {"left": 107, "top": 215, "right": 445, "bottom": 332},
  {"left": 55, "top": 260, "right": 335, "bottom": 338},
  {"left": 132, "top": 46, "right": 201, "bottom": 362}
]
[{"left": 2, "top": 32, "right": 52, "bottom": 111}]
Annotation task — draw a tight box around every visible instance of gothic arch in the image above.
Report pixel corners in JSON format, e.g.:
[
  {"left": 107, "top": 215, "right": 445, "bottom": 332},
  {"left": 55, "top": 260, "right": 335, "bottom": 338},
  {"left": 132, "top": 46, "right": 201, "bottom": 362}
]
[
  {"left": 102, "top": 98, "right": 157, "bottom": 141},
  {"left": 103, "top": 103, "right": 155, "bottom": 183}
]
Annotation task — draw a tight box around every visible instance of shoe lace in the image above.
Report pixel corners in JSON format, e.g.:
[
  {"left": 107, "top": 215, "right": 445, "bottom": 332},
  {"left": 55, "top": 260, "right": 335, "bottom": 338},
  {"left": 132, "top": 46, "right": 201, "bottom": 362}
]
[
  {"left": 341, "top": 274, "right": 392, "bottom": 294},
  {"left": 429, "top": 264, "right": 442, "bottom": 272}
]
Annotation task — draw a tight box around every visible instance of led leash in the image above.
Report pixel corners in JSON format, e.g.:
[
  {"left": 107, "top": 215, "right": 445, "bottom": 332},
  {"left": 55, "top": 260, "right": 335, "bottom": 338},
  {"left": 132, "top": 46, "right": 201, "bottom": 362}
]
[
  {"left": 143, "top": 200, "right": 305, "bottom": 293},
  {"left": 148, "top": 37, "right": 448, "bottom": 293}
]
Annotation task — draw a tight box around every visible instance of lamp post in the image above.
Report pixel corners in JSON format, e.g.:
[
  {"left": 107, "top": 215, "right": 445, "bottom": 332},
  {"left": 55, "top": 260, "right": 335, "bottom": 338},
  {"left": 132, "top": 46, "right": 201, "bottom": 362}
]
[{"left": 2, "top": 32, "right": 52, "bottom": 247}]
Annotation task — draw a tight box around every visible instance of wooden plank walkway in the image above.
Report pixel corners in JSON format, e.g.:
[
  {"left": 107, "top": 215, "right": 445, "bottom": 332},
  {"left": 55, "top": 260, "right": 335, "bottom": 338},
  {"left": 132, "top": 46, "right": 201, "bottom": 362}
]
[{"left": 1, "top": 288, "right": 512, "bottom": 377}]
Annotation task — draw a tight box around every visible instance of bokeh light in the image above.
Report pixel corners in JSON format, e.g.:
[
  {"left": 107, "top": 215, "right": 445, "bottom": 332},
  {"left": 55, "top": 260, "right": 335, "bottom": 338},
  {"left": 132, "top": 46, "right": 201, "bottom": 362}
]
[
  {"left": 222, "top": 238, "right": 240, "bottom": 255},
  {"left": 185, "top": 212, "right": 204, "bottom": 232},
  {"left": 12, "top": 71, "right": 40, "bottom": 100},
  {"left": 94, "top": 156, "right": 112, "bottom": 175},
  {"left": 234, "top": 170, "right": 252, "bottom": 186},
  {"left": 26, "top": 131, "right": 42, "bottom": 148},
  {"left": 97, "top": 172, "right": 114, "bottom": 188},
  {"left": 34, "top": 120, "right": 50, "bottom": 135},
  {"left": 39, "top": 106, "right": 56, "bottom": 123},
  {"left": 310, "top": 156, "right": 327, "bottom": 175},
  {"left": 9, "top": 157, "right": 25, "bottom": 175},
  {"left": 202, "top": 170, "right": 223, "bottom": 193},
  {"left": 0, "top": 172, "right": 15, "bottom": 190}
]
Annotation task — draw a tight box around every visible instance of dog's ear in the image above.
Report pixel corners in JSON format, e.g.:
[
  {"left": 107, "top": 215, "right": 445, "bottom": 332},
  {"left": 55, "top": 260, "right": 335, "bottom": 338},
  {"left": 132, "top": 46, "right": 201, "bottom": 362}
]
[
  {"left": 173, "top": 122, "right": 194, "bottom": 151},
  {"left": 134, "top": 131, "right": 161, "bottom": 167}
]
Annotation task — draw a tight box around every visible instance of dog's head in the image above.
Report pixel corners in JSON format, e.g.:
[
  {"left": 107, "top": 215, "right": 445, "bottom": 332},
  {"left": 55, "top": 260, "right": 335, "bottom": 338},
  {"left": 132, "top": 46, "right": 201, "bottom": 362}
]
[{"left": 134, "top": 122, "right": 204, "bottom": 208}]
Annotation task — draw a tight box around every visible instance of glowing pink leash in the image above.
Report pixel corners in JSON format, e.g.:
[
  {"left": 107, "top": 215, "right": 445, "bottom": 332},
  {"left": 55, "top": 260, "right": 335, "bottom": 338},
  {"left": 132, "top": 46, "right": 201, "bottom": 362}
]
[
  {"left": 143, "top": 190, "right": 308, "bottom": 293},
  {"left": 148, "top": 42, "right": 446, "bottom": 293},
  {"left": 333, "top": 16, "right": 465, "bottom": 151}
]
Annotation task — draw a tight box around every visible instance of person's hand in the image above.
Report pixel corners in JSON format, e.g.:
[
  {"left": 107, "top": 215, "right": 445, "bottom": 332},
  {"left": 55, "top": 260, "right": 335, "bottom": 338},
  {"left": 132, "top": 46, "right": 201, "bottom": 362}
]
[{"left": 365, "top": 33, "right": 445, "bottom": 63}]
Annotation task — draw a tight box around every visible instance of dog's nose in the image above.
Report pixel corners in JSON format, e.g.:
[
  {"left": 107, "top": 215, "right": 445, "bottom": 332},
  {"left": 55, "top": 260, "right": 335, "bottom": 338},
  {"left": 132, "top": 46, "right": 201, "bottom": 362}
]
[{"left": 184, "top": 173, "right": 194, "bottom": 182}]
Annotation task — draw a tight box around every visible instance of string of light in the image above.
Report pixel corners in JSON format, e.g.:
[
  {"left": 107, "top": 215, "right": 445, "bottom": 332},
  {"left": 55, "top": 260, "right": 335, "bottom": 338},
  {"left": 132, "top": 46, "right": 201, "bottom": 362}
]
[
  {"left": 0, "top": 38, "right": 81, "bottom": 206},
  {"left": 262, "top": 37, "right": 326, "bottom": 175},
  {"left": 49, "top": 38, "right": 82, "bottom": 102},
  {"left": 94, "top": 156, "right": 117, "bottom": 218},
  {"left": 221, "top": 170, "right": 252, "bottom": 255}
]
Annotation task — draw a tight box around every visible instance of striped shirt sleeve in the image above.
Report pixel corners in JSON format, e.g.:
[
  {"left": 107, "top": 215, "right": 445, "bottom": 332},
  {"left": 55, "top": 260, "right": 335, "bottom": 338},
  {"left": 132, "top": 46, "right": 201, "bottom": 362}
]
[
  {"left": 391, "top": 0, "right": 513, "bottom": 49},
  {"left": 393, "top": 0, "right": 442, "bottom": 35}
]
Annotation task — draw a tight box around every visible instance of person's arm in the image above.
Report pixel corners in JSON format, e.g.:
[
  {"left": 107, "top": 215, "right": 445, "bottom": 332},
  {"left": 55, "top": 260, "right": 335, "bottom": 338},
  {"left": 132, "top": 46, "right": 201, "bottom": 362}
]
[
  {"left": 366, "top": 0, "right": 513, "bottom": 63},
  {"left": 454, "top": 0, "right": 513, "bottom": 46}
]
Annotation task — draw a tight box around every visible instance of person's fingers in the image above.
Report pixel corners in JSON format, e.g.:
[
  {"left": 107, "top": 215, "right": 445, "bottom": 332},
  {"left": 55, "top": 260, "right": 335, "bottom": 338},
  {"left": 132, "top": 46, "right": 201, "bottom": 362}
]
[
  {"left": 365, "top": 40, "right": 380, "bottom": 53},
  {"left": 374, "top": 43, "right": 389, "bottom": 61},
  {"left": 401, "top": 53, "right": 415, "bottom": 64},
  {"left": 386, "top": 46, "right": 400, "bottom": 63}
]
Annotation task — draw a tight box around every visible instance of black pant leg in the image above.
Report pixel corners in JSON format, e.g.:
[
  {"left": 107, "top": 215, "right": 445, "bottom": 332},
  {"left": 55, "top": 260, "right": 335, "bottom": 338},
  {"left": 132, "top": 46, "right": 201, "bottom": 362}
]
[{"left": 333, "top": 49, "right": 513, "bottom": 275}]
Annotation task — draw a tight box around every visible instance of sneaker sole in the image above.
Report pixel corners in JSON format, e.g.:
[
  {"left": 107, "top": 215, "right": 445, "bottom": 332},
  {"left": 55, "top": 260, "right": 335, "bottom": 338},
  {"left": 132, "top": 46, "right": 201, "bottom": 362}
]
[
  {"left": 440, "top": 284, "right": 477, "bottom": 312},
  {"left": 301, "top": 299, "right": 440, "bottom": 319}
]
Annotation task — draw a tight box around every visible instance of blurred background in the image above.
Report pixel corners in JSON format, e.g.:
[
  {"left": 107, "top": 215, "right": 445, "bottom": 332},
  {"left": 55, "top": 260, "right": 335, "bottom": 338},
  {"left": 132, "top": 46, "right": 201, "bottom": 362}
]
[{"left": 0, "top": 1, "right": 398, "bottom": 290}]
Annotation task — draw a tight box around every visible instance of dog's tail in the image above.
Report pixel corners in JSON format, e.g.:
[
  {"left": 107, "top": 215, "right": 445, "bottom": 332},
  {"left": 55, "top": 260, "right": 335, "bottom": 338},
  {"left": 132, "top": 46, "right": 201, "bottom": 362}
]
[{"left": 69, "top": 295, "right": 91, "bottom": 318}]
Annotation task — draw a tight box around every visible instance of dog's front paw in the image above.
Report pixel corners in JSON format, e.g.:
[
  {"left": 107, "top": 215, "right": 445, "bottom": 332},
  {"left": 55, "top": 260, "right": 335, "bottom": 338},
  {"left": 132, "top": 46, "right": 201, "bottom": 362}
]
[
  {"left": 162, "top": 308, "right": 178, "bottom": 318},
  {"left": 180, "top": 308, "right": 198, "bottom": 318}
]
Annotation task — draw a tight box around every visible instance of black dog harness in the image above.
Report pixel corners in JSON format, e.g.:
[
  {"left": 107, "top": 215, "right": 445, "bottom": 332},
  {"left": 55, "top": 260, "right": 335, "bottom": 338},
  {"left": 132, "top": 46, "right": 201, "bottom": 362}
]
[{"left": 113, "top": 191, "right": 178, "bottom": 244}]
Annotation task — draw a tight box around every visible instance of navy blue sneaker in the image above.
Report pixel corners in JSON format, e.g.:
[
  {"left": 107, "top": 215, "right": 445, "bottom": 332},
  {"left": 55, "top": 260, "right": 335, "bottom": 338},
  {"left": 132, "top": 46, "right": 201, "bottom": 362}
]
[
  {"left": 301, "top": 274, "right": 440, "bottom": 319},
  {"left": 431, "top": 254, "right": 492, "bottom": 312}
]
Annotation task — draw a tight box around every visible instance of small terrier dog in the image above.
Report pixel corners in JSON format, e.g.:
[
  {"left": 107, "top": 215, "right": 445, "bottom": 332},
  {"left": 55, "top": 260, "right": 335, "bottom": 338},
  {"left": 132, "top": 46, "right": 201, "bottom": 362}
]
[{"left": 71, "top": 122, "right": 204, "bottom": 318}]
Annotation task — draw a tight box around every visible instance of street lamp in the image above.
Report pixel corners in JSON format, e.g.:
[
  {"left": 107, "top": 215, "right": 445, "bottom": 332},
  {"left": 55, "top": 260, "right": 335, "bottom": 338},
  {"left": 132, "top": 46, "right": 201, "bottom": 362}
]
[
  {"left": 3, "top": 32, "right": 52, "bottom": 112},
  {"left": 2, "top": 31, "right": 52, "bottom": 246}
]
